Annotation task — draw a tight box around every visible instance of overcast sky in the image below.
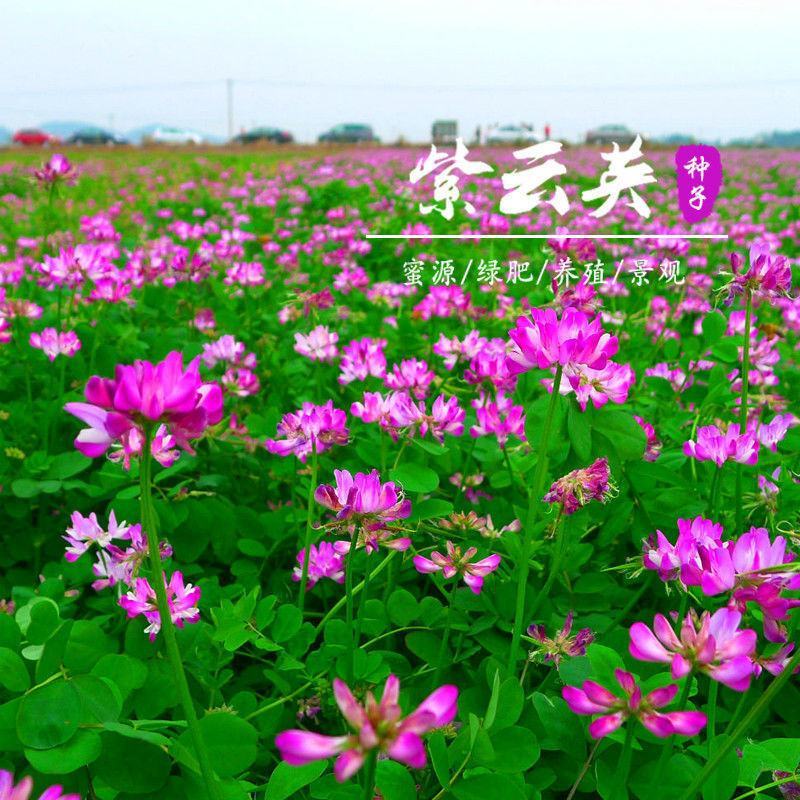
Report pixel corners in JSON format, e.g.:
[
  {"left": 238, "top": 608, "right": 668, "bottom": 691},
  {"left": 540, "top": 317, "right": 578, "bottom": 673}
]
[{"left": 2, "top": 0, "right": 799, "bottom": 142}]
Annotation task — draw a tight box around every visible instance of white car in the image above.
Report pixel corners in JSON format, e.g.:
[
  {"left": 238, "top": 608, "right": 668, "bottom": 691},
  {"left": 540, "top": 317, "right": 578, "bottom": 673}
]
[
  {"left": 484, "top": 124, "right": 542, "bottom": 146},
  {"left": 145, "top": 126, "right": 204, "bottom": 146}
]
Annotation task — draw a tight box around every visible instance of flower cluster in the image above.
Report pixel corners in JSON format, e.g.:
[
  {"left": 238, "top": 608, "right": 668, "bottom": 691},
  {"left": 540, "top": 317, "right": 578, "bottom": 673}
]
[
  {"left": 29, "top": 328, "right": 81, "bottom": 361},
  {"left": 64, "top": 351, "right": 223, "bottom": 465},
  {"left": 563, "top": 668, "right": 707, "bottom": 739},
  {"left": 266, "top": 400, "right": 349, "bottom": 461},
  {"left": 276, "top": 675, "right": 457, "bottom": 780},
  {"left": 543, "top": 457, "right": 614, "bottom": 514},
  {"left": 413, "top": 541, "right": 501, "bottom": 594}
]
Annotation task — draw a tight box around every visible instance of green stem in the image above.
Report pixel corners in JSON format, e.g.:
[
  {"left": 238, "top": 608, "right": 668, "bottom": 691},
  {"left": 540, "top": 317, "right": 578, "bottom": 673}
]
[
  {"left": 297, "top": 444, "right": 319, "bottom": 613},
  {"left": 707, "top": 679, "right": 719, "bottom": 753},
  {"left": 361, "top": 750, "right": 377, "bottom": 800},
  {"left": 139, "top": 428, "right": 222, "bottom": 800},
  {"left": 612, "top": 722, "right": 636, "bottom": 800},
  {"left": 735, "top": 288, "right": 752, "bottom": 532},
  {"left": 508, "top": 364, "right": 563, "bottom": 671},
  {"left": 527, "top": 507, "right": 566, "bottom": 622},
  {"left": 679, "top": 647, "right": 800, "bottom": 800},
  {"left": 707, "top": 467, "right": 721, "bottom": 518},
  {"left": 653, "top": 675, "right": 692, "bottom": 782},
  {"left": 353, "top": 552, "right": 374, "bottom": 649},
  {"left": 431, "top": 580, "right": 457, "bottom": 688}
]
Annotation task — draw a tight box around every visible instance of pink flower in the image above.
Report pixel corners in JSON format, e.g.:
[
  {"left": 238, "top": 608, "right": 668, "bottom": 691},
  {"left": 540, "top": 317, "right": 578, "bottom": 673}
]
[
  {"left": 629, "top": 608, "right": 757, "bottom": 691},
  {"left": 275, "top": 675, "right": 458, "bottom": 781},
  {"left": 750, "top": 413, "right": 796, "bottom": 453},
  {"left": 201, "top": 334, "right": 255, "bottom": 369},
  {"left": 727, "top": 244, "right": 792, "bottom": 301},
  {"left": 294, "top": 325, "right": 339, "bottom": 363},
  {"left": 683, "top": 423, "right": 760, "bottom": 467},
  {"left": 119, "top": 571, "right": 201, "bottom": 641},
  {"left": 701, "top": 527, "right": 800, "bottom": 642},
  {"left": 506, "top": 307, "right": 618, "bottom": 375},
  {"left": 338, "top": 337, "right": 387, "bottom": 384},
  {"left": 385, "top": 359, "right": 435, "bottom": 399},
  {"left": 0, "top": 770, "right": 79, "bottom": 800},
  {"left": 29, "top": 328, "right": 81, "bottom": 361},
  {"left": 316, "top": 469, "right": 411, "bottom": 553},
  {"left": 566, "top": 361, "right": 635, "bottom": 411},
  {"left": 33, "top": 153, "right": 75, "bottom": 185},
  {"left": 63, "top": 509, "right": 131, "bottom": 562},
  {"left": 413, "top": 541, "right": 501, "bottom": 594},
  {"left": 642, "top": 516, "right": 723, "bottom": 585},
  {"left": 64, "top": 351, "right": 223, "bottom": 462},
  {"left": 292, "top": 542, "right": 345, "bottom": 588},
  {"left": 527, "top": 612, "right": 594, "bottom": 665},
  {"left": 266, "top": 401, "right": 349, "bottom": 462},
  {"left": 543, "top": 457, "right": 613, "bottom": 515},
  {"left": 562, "top": 668, "right": 707, "bottom": 739},
  {"left": 469, "top": 395, "right": 526, "bottom": 448},
  {"left": 222, "top": 367, "right": 260, "bottom": 397},
  {"left": 634, "top": 415, "right": 662, "bottom": 461}
]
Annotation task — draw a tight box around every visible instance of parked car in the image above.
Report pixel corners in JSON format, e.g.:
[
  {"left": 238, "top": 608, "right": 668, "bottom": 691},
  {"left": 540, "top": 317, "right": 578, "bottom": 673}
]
[
  {"left": 12, "top": 129, "right": 59, "bottom": 147},
  {"left": 585, "top": 124, "right": 638, "bottom": 146},
  {"left": 143, "top": 126, "right": 204, "bottom": 146},
  {"left": 318, "top": 124, "right": 377, "bottom": 144},
  {"left": 65, "top": 128, "right": 129, "bottom": 146},
  {"left": 484, "top": 124, "right": 541, "bottom": 146},
  {"left": 232, "top": 127, "right": 293, "bottom": 145},
  {"left": 432, "top": 119, "right": 458, "bottom": 146}
]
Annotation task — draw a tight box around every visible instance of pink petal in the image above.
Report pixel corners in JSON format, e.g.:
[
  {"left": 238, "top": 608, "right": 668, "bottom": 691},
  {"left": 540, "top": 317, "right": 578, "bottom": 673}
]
[
  {"left": 275, "top": 730, "right": 347, "bottom": 764},
  {"left": 334, "top": 749, "right": 364, "bottom": 782},
  {"left": 387, "top": 731, "right": 427, "bottom": 769},
  {"left": 562, "top": 686, "right": 607, "bottom": 715},
  {"left": 588, "top": 713, "right": 625, "bottom": 739},
  {"left": 629, "top": 622, "right": 672, "bottom": 663}
]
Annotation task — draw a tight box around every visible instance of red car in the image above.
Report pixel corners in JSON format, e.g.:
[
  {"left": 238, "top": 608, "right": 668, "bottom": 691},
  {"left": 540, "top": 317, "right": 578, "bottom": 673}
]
[{"left": 12, "top": 129, "right": 60, "bottom": 146}]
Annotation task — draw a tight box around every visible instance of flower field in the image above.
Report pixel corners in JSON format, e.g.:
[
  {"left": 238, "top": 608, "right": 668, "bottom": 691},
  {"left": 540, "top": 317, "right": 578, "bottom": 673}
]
[{"left": 0, "top": 146, "right": 798, "bottom": 800}]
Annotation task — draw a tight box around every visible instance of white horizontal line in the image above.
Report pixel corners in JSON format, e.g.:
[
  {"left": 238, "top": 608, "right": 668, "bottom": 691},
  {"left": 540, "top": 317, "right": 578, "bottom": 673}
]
[{"left": 367, "top": 233, "right": 729, "bottom": 240}]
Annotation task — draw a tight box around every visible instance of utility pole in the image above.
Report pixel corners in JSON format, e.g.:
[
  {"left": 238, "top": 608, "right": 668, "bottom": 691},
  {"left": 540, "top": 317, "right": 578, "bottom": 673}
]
[{"left": 226, "top": 78, "right": 234, "bottom": 141}]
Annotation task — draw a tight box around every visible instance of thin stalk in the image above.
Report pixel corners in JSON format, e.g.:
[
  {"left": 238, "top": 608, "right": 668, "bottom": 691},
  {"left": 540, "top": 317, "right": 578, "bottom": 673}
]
[
  {"left": 139, "top": 428, "right": 222, "bottom": 800},
  {"left": 735, "top": 288, "right": 752, "bottom": 532},
  {"left": 527, "top": 507, "right": 566, "bottom": 622},
  {"left": 679, "top": 646, "right": 800, "bottom": 800},
  {"left": 566, "top": 739, "right": 602, "bottom": 800},
  {"left": 431, "top": 580, "right": 456, "bottom": 688},
  {"left": 653, "top": 675, "right": 692, "bottom": 782},
  {"left": 353, "top": 552, "right": 374, "bottom": 649},
  {"left": 297, "top": 444, "right": 319, "bottom": 613},
  {"left": 707, "top": 679, "right": 719, "bottom": 752},
  {"left": 508, "top": 364, "right": 563, "bottom": 671},
  {"left": 612, "top": 722, "right": 636, "bottom": 800},
  {"left": 361, "top": 751, "right": 377, "bottom": 800}
]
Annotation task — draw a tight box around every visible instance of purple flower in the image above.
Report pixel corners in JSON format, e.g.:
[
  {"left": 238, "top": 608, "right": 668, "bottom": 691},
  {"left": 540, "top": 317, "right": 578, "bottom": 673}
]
[
  {"left": 29, "top": 328, "right": 81, "bottom": 361},
  {"left": 413, "top": 541, "right": 501, "bottom": 594},
  {"left": 119, "top": 571, "right": 200, "bottom": 641},
  {"left": 292, "top": 542, "right": 345, "bottom": 588},
  {"left": 683, "top": 423, "right": 760, "bottom": 467},
  {"left": 562, "top": 668, "right": 707, "bottom": 739},
  {"left": 275, "top": 675, "right": 457, "bottom": 781},
  {"left": 266, "top": 401, "right": 349, "bottom": 462},
  {"left": 543, "top": 457, "right": 613, "bottom": 515},
  {"left": 527, "top": 612, "right": 594, "bottom": 665},
  {"left": 629, "top": 608, "right": 756, "bottom": 691}
]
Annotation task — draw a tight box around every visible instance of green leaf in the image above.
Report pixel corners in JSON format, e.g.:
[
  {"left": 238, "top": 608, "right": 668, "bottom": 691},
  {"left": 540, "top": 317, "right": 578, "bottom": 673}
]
[
  {"left": 593, "top": 408, "right": 647, "bottom": 461},
  {"left": 490, "top": 677, "right": 525, "bottom": 730},
  {"left": 453, "top": 773, "right": 526, "bottom": 800},
  {"left": 376, "top": 759, "right": 417, "bottom": 800},
  {"left": 47, "top": 451, "right": 91, "bottom": 480},
  {"left": 192, "top": 712, "right": 258, "bottom": 778},
  {"left": 16, "top": 679, "right": 82, "bottom": 749},
  {"left": 702, "top": 310, "right": 727, "bottom": 345},
  {"left": 487, "top": 725, "right": 541, "bottom": 772},
  {"left": 93, "top": 732, "right": 171, "bottom": 794},
  {"left": 409, "top": 498, "right": 454, "bottom": 521},
  {"left": 484, "top": 670, "right": 501, "bottom": 729},
  {"left": 0, "top": 647, "right": 30, "bottom": 692},
  {"left": 265, "top": 761, "right": 327, "bottom": 800},
  {"left": 568, "top": 403, "right": 592, "bottom": 461},
  {"left": 428, "top": 731, "right": 450, "bottom": 788},
  {"left": 11, "top": 478, "right": 42, "bottom": 498},
  {"left": 272, "top": 605, "right": 303, "bottom": 643},
  {"left": 387, "top": 589, "right": 419, "bottom": 626},
  {"left": 389, "top": 463, "right": 439, "bottom": 493},
  {"left": 26, "top": 600, "right": 61, "bottom": 645},
  {"left": 25, "top": 729, "right": 102, "bottom": 774}
]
